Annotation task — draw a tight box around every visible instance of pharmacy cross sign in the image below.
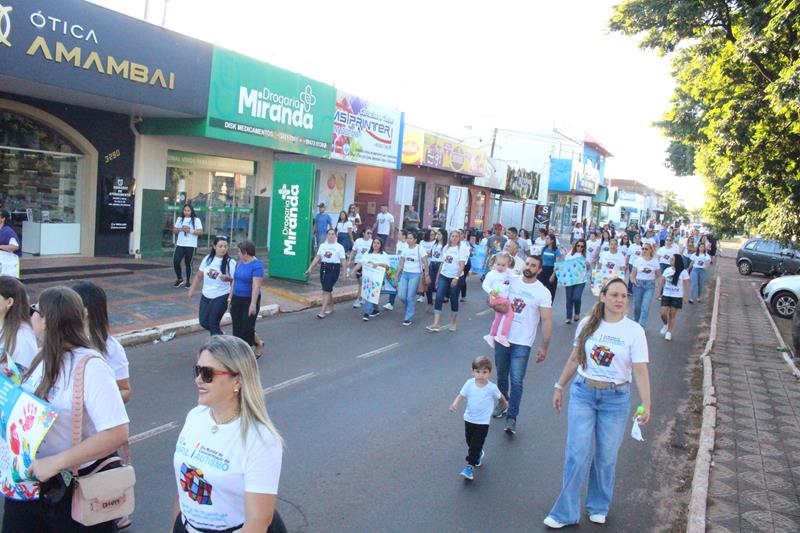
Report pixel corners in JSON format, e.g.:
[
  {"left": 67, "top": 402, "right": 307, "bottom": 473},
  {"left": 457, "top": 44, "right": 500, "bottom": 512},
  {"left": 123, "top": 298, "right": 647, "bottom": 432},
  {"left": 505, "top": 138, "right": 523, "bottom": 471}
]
[{"left": 0, "top": 3, "right": 12, "bottom": 48}]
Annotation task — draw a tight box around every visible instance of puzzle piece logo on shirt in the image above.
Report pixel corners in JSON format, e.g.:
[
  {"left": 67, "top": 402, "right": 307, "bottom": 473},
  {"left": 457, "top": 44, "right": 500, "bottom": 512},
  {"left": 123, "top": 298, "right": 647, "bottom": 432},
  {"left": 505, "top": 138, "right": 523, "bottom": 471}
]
[
  {"left": 323, "top": 251, "right": 333, "bottom": 259},
  {"left": 590, "top": 345, "right": 616, "bottom": 367},
  {"left": 642, "top": 267, "right": 652, "bottom": 274},
  {"left": 180, "top": 463, "right": 213, "bottom": 506},
  {"left": 445, "top": 255, "right": 454, "bottom": 264},
  {"left": 511, "top": 297, "right": 526, "bottom": 314},
  {"left": 605, "top": 262, "right": 615, "bottom": 269},
  {"left": 206, "top": 269, "right": 220, "bottom": 280}
]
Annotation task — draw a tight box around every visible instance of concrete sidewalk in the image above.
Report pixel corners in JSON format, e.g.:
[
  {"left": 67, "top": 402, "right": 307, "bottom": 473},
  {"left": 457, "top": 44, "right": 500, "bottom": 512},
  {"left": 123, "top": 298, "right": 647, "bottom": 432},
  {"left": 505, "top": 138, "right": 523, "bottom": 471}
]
[
  {"left": 20, "top": 256, "right": 360, "bottom": 344},
  {"left": 705, "top": 258, "right": 800, "bottom": 532}
]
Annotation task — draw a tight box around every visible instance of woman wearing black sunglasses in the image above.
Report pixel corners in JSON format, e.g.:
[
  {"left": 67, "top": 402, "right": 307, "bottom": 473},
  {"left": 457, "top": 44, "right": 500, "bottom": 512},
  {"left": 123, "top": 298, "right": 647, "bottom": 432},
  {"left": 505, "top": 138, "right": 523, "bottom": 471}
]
[
  {"left": 2, "top": 286, "right": 129, "bottom": 532},
  {"left": 173, "top": 336, "right": 285, "bottom": 533}
]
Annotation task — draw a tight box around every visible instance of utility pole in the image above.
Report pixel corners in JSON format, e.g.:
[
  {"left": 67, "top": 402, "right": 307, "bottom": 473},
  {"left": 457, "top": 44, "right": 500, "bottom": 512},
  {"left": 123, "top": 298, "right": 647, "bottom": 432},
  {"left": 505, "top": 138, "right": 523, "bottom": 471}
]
[{"left": 490, "top": 128, "right": 497, "bottom": 157}]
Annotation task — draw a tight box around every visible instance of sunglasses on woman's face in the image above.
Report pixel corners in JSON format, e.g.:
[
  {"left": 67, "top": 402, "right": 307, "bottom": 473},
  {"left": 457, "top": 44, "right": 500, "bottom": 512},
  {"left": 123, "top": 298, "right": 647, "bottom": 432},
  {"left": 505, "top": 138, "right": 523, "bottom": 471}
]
[{"left": 193, "top": 365, "right": 235, "bottom": 384}]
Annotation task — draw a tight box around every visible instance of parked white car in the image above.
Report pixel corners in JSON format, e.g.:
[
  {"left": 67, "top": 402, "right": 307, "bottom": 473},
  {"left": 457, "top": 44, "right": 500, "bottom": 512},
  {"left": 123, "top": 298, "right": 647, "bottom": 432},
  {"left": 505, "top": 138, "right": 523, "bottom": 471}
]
[{"left": 760, "top": 275, "right": 800, "bottom": 319}]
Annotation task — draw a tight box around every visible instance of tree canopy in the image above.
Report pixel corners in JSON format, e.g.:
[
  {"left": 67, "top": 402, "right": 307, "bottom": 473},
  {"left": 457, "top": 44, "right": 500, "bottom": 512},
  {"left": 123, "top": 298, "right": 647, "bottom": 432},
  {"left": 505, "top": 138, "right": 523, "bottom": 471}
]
[{"left": 610, "top": 0, "right": 800, "bottom": 241}]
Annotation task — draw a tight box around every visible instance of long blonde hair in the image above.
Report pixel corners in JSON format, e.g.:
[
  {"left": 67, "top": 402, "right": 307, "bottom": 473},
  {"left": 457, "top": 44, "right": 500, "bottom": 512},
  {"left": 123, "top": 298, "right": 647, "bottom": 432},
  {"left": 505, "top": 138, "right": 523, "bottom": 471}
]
[
  {"left": 575, "top": 278, "right": 627, "bottom": 369},
  {"left": 199, "top": 336, "right": 283, "bottom": 446}
]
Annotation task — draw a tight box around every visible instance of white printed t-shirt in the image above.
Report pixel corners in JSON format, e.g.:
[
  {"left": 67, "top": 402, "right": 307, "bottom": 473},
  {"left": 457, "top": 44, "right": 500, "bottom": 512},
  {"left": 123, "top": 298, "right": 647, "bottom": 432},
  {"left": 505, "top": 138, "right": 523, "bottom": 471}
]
[
  {"left": 105, "top": 336, "right": 130, "bottom": 381},
  {"left": 23, "top": 347, "right": 129, "bottom": 464},
  {"left": 585, "top": 239, "right": 601, "bottom": 262},
  {"left": 399, "top": 244, "right": 426, "bottom": 274},
  {"left": 361, "top": 251, "right": 389, "bottom": 268},
  {"left": 598, "top": 251, "right": 626, "bottom": 271},
  {"left": 505, "top": 277, "right": 552, "bottom": 347},
  {"left": 199, "top": 256, "right": 237, "bottom": 299},
  {"left": 575, "top": 317, "right": 649, "bottom": 384},
  {"left": 482, "top": 269, "right": 513, "bottom": 299},
  {"left": 690, "top": 253, "right": 711, "bottom": 269},
  {"left": 175, "top": 217, "right": 203, "bottom": 248},
  {"left": 627, "top": 243, "right": 643, "bottom": 258},
  {"left": 633, "top": 256, "right": 660, "bottom": 281},
  {"left": 174, "top": 406, "right": 282, "bottom": 531},
  {"left": 428, "top": 243, "right": 444, "bottom": 263},
  {"left": 1, "top": 323, "right": 38, "bottom": 371},
  {"left": 317, "top": 241, "right": 347, "bottom": 264},
  {"left": 352, "top": 238, "right": 372, "bottom": 263},
  {"left": 459, "top": 378, "right": 502, "bottom": 425},
  {"left": 439, "top": 245, "right": 467, "bottom": 278},
  {"left": 662, "top": 267, "right": 690, "bottom": 298},
  {"left": 375, "top": 212, "right": 394, "bottom": 235},
  {"left": 335, "top": 220, "right": 353, "bottom": 234},
  {"left": 572, "top": 227, "right": 584, "bottom": 240},
  {"left": 657, "top": 244, "right": 680, "bottom": 265}
]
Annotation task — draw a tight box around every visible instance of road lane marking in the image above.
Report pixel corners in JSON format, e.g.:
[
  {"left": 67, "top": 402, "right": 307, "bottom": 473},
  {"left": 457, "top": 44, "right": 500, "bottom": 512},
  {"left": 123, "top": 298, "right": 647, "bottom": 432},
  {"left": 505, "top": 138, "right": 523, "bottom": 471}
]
[
  {"left": 356, "top": 342, "right": 400, "bottom": 359},
  {"left": 263, "top": 372, "right": 316, "bottom": 394},
  {"left": 129, "top": 421, "right": 178, "bottom": 445},
  {"left": 476, "top": 308, "right": 493, "bottom": 316}
]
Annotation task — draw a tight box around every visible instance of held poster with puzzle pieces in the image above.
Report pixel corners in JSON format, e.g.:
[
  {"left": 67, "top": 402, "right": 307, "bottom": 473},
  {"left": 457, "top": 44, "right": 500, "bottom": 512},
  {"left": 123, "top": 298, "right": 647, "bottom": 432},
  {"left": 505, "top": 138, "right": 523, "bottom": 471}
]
[
  {"left": 380, "top": 255, "right": 400, "bottom": 295},
  {"left": 554, "top": 257, "right": 587, "bottom": 287},
  {"left": 0, "top": 373, "right": 59, "bottom": 500},
  {"left": 361, "top": 265, "right": 386, "bottom": 305},
  {"left": 590, "top": 267, "right": 626, "bottom": 296}
]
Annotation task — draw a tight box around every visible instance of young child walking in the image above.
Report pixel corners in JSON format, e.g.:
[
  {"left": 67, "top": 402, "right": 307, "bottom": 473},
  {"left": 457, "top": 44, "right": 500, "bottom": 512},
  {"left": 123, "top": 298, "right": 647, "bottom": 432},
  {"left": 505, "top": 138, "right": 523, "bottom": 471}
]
[
  {"left": 481, "top": 252, "right": 515, "bottom": 348},
  {"left": 449, "top": 356, "right": 508, "bottom": 480}
]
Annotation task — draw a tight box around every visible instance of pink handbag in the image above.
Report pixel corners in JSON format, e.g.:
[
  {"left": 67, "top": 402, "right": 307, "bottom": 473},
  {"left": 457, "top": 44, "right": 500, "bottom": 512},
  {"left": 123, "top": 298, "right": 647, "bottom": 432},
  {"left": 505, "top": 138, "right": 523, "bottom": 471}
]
[{"left": 69, "top": 355, "right": 136, "bottom": 526}]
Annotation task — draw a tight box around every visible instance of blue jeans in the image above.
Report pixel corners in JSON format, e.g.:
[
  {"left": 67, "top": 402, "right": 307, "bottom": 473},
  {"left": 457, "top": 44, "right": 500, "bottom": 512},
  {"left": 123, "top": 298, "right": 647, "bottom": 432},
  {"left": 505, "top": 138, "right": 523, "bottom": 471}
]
[
  {"left": 198, "top": 294, "right": 228, "bottom": 336},
  {"left": 632, "top": 279, "right": 655, "bottom": 327},
  {"left": 494, "top": 343, "right": 531, "bottom": 420},
  {"left": 548, "top": 378, "right": 631, "bottom": 524},
  {"left": 397, "top": 271, "right": 421, "bottom": 321},
  {"left": 690, "top": 268, "right": 706, "bottom": 300},
  {"left": 434, "top": 275, "right": 460, "bottom": 313},
  {"left": 564, "top": 283, "right": 585, "bottom": 321}
]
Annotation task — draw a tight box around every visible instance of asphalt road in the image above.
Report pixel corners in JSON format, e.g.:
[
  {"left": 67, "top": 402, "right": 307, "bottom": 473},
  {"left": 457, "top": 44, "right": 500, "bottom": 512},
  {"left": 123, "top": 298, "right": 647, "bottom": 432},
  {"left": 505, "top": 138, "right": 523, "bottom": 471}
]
[{"left": 2, "top": 274, "right": 705, "bottom": 532}]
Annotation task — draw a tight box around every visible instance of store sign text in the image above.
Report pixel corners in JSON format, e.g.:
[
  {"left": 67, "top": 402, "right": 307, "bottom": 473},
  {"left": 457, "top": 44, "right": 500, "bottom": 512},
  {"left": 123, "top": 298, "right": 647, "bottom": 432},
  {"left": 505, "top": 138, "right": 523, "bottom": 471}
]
[
  {"left": 333, "top": 109, "right": 393, "bottom": 144},
  {"left": 278, "top": 184, "right": 300, "bottom": 256},
  {"left": 29, "top": 9, "right": 99, "bottom": 43},
  {"left": 238, "top": 85, "right": 316, "bottom": 130},
  {"left": 25, "top": 36, "right": 175, "bottom": 89}
]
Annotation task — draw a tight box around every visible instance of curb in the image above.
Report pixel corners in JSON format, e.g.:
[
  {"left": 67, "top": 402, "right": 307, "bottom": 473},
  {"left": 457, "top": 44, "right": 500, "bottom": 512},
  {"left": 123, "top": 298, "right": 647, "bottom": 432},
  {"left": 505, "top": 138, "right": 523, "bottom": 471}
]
[
  {"left": 266, "top": 285, "right": 360, "bottom": 308},
  {"left": 116, "top": 303, "right": 280, "bottom": 348},
  {"left": 687, "top": 275, "right": 721, "bottom": 533},
  {"left": 753, "top": 286, "right": 800, "bottom": 378}
]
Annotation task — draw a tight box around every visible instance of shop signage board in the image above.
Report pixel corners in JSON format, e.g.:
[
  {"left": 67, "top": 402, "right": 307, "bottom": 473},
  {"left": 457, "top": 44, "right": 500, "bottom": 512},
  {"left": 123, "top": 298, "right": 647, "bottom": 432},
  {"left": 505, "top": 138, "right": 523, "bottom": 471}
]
[
  {"left": 422, "top": 133, "right": 487, "bottom": 177},
  {"left": 505, "top": 166, "right": 540, "bottom": 200},
  {"left": 401, "top": 129, "right": 425, "bottom": 165},
  {"left": 167, "top": 150, "right": 255, "bottom": 175},
  {"left": 99, "top": 175, "right": 134, "bottom": 232},
  {"left": 206, "top": 48, "right": 336, "bottom": 158},
  {"left": 331, "top": 90, "right": 404, "bottom": 169},
  {"left": 268, "top": 162, "right": 315, "bottom": 281},
  {"left": 474, "top": 158, "right": 509, "bottom": 190},
  {"left": 0, "top": 0, "right": 211, "bottom": 115}
]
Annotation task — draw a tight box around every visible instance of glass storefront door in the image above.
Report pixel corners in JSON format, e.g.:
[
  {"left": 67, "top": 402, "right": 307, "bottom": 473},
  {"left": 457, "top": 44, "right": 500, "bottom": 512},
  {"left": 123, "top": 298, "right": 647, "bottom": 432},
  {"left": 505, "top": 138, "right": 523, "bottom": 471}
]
[{"left": 163, "top": 151, "right": 255, "bottom": 252}]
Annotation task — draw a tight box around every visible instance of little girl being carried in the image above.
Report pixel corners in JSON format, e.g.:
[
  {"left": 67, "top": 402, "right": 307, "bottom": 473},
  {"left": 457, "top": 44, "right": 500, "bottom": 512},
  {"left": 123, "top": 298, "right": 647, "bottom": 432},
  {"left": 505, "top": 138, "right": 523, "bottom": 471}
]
[{"left": 482, "top": 252, "right": 515, "bottom": 348}]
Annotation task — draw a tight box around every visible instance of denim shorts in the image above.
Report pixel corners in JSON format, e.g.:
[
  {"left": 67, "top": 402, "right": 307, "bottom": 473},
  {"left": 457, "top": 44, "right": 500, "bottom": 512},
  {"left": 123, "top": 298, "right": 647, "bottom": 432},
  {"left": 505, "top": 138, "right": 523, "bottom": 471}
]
[{"left": 661, "top": 295, "right": 683, "bottom": 309}]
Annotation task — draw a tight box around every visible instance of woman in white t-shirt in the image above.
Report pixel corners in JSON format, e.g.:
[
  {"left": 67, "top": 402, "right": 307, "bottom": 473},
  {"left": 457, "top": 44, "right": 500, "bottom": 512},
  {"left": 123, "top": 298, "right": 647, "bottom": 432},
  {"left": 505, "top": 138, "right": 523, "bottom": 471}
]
[
  {"left": 656, "top": 236, "right": 680, "bottom": 274},
  {"left": 305, "top": 229, "right": 347, "bottom": 319},
  {"left": 545, "top": 278, "right": 651, "bottom": 528},
  {"left": 425, "top": 230, "right": 446, "bottom": 312},
  {"left": 598, "top": 239, "right": 626, "bottom": 272},
  {"left": 630, "top": 242, "right": 662, "bottom": 327},
  {"left": 657, "top": 254, "right": 690, "bottom": 341},
  {"left": 350, "top": 237, "right": 391, "bottom": 321},
  {"left": 335, "top": 210, "right": 354, "bottom": 254},
  {"left": 571, "top": 222, "right": 585, "bottom": 244},
  {"left": 626, "top": 234, "right": 643, "bottom": 293},
  {"left": 0, "top": 210, "right": 21, "bottom": 279},
  {"left": 688, "top": 242, "right": 711, "bottom": 304},
  {"left": 349, "top": 228, "right": 374, "bottom": 309},
  {"left": 396, "top": 232, "right": 429, "bottom": 326},
  {"left": 172, "top": 204, "right": 204, "bottom": 288},
  {"left": 71, "top": 282, "right": 131, "bottom": 404},
  {"left": 5, "top": 287, "right": 129, "bottom": 528},
  {"left": 531, "top": 228, "right": 548, "bottom": 257},
  {"left": 347, "top": 203, "right": 362, "bottom": 229},
  {"left": 427, "top": 231, "right": 467, "bottom": 332},
  {"left": 189, "top": 237, "right": 237, "bottom": 336},
  {"left": 585, "top": 231, "right": 602, "bottom": 267},
  {"left": 0, "top": 276, "right": 38, "bottom": 374},
  {"left": 173, "top": 335, "right": 283, "bottom": 533}
]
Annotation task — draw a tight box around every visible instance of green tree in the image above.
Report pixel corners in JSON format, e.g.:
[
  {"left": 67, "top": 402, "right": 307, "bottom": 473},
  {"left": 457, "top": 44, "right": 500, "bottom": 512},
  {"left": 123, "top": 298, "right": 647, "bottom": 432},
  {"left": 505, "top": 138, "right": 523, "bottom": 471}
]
[
  {"left": 610, "top": 0, "right": 800, "bottom": 242},
  {"left": 661, "top": 190, "right": 689, "bottom": 224}
]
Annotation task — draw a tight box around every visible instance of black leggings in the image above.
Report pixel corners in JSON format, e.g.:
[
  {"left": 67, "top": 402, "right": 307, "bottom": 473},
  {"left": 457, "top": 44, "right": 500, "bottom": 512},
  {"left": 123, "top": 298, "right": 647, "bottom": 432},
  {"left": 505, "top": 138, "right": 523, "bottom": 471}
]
[
  {"left": 174, "top": 245, "right": 196, "bottom": 281},
  {"left": 230, "top": 293, "right": 260, "bottom": 346},
  {"left": 464, "top": 421, "right": 489, "bottom": 466},
  {"left": 173, "top": 511, "right": 286, "bottom": 533},
  {"left": 460, "top": 259, "right": 471, "bottom": 298},
  {"left": 2, "top": 490, "right": 115, "bottom": 532},
  {"left": 538, "top": 265, "right": 557, "bottom": 304},
  {"left": 426, "top": 261, "right": 441, "bottom": 304}
]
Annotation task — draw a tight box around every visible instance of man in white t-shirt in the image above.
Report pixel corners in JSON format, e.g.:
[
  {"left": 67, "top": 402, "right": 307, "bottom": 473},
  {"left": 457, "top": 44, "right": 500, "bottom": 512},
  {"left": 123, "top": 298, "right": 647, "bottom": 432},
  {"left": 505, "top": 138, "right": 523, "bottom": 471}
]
[
  {"left": 373, "top": 204, "right": 395, "bottom": 248},
  {"left": 490, "top": 255, "right": 553, "bottom": 435}
]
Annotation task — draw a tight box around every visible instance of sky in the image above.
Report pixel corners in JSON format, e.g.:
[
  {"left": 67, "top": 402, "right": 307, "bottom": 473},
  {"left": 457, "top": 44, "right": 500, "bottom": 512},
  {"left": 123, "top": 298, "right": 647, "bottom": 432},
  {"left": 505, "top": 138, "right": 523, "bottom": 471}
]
[{"left": 91, "top": 0, "right": 706, "bottom": 209}]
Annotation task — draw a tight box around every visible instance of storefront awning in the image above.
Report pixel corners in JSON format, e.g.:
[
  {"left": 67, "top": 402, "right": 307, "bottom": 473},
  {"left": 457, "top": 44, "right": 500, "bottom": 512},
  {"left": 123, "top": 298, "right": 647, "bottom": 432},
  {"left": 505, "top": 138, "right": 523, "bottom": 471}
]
[{"left": 593, "top": 185, "right": 608, "bottom": 204}]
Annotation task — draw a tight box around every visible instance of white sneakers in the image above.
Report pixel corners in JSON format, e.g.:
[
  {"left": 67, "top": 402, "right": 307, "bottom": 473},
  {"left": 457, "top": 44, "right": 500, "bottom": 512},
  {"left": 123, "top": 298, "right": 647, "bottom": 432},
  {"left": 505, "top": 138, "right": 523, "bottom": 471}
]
[
  {"left": 589, "top": 514, "right": 607, "bottom": 524},
  {"left": 352, "top": 299, "right": 362, "bottom": 308},
  {"left": 660, "top": 324, "right": 668, "bottom": 336},
  {"left": 383, "top": 302, "right": 393, "bottom": 310},
  {"left": 665, "top": 331, "right": 672, "bottom": 341},
  {"left": 543, "top": 517, "right": 566, "bottom": 529}
]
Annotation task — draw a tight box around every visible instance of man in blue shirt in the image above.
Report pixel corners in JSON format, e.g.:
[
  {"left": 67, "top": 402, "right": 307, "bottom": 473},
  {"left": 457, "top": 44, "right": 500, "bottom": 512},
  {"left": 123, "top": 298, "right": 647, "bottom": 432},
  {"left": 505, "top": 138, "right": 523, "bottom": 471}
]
[{"left": 313, "top": 203, "right": 332, "bottom": 252}]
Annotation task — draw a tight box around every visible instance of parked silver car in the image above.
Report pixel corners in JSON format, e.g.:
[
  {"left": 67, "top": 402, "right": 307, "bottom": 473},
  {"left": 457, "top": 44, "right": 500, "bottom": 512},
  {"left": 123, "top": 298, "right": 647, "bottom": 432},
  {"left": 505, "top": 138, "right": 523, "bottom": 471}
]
[{"left": 760, "top": 275, "right": 800, "bottom": 319}]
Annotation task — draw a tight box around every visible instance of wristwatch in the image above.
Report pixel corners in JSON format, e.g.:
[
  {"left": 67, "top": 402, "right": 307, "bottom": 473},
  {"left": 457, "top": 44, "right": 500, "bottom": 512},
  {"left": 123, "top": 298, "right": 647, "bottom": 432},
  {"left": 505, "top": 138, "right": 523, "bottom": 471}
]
[{"left": 554, "top": 382, "right": 564, "bottom": 390}]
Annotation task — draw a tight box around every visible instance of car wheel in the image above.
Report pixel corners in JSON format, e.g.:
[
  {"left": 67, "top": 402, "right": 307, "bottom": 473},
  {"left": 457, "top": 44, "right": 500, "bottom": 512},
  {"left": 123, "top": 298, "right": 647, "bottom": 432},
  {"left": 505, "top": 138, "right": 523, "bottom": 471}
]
[
  {"left": 772, "top": 291, "right": 797, "bottom": 319},
  {"left": 738, "top": 261, "right": 752, "bottom": 275}
]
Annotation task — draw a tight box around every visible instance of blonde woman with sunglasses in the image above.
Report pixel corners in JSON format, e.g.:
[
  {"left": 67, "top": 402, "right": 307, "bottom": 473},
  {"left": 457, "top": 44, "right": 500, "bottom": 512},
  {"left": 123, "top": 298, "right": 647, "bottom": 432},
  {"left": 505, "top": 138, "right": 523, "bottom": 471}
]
[
  {"left": 173, "top": 335, "right": 284, "bottom": 533},
  {"left": 630, "top": 242, "right": 662, "bottom": 327}
]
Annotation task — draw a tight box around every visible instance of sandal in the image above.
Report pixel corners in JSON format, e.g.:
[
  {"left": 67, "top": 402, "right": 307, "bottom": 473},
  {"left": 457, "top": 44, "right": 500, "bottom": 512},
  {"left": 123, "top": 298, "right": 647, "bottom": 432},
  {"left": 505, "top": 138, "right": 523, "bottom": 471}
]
[
  {"left": 425, "top": 325, "right": 440, "bottom": 333},
  {"left": 317, "top": 313, "right": 326, "bottom": 319},
  {"left": 255, "top": 341, "right": 265, "bottom": 359}
]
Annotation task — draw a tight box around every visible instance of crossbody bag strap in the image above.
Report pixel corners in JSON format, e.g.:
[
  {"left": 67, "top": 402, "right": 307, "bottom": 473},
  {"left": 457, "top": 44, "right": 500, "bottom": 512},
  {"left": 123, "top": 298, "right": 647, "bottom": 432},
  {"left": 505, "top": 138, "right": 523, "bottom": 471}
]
[{"left": 70, "top": 355, "right": 99, "bottom": 475}]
